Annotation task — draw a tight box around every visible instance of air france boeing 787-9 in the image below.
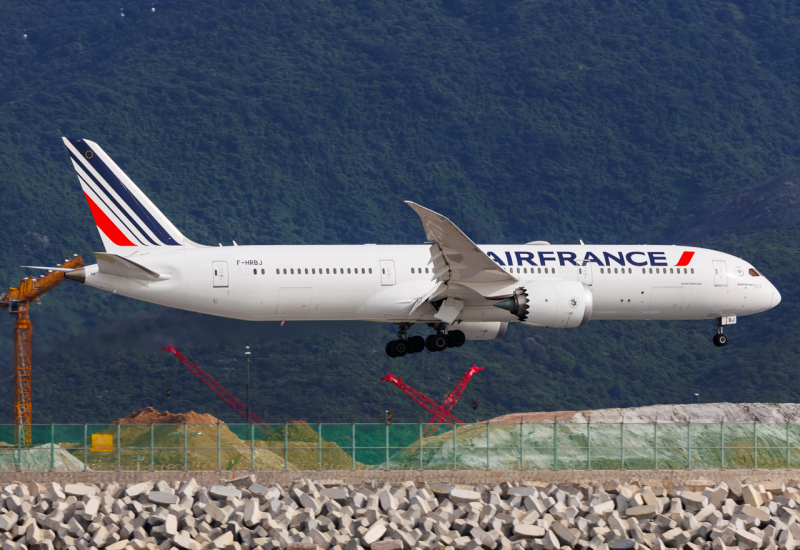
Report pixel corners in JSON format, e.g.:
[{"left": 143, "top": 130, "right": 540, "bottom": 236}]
[{"left": 30, "top": 138, "right": 781, "bottom": 357}]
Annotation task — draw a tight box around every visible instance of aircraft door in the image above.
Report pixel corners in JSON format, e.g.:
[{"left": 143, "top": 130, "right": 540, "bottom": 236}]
[
  {"left": 712, "top": 260, "right": 728, "bottom": 286},
  {"left": 579, "top": 261, "right": 593, "bottom": 286},
  {"left": 212, "top": 261, "right": 228, "bottom": 287},
  {"left": 379, "top": 260, "right": 396, "bottom": 286}
]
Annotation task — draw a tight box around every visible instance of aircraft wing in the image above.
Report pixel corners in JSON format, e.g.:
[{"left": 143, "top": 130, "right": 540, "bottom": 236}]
[
  {"left": 95, "top": 252, "right": 171, "bottom": 281},
  {"left": 406, "top": 202, "right": 517, "bottom": 285}
]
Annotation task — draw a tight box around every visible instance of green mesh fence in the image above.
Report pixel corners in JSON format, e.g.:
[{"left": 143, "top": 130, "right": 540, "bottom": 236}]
[{"left": 1, "top": 422, "right": 799, "bottom": 471}]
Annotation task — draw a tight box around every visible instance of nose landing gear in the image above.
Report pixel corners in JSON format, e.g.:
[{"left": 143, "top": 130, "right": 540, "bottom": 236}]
[{"left": 713, "top": 318, "right": 729, "bottom": 347}]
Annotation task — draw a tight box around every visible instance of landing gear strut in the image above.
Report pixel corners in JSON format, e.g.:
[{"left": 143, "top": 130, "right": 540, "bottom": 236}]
[{"left": 713, "top": 319, "right": 729, "bottom": 347}]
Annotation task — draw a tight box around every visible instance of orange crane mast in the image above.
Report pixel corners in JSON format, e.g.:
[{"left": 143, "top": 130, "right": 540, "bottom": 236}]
[{"left": 0, "top": 255, "right": 84, "bottom": 446}]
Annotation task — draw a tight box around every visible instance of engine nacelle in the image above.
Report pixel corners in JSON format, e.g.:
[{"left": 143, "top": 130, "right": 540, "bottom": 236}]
[
  {"left": 494, "top": 280, "right": 592, "bottom": 328},
  {"left": 452, "top": 321, "right": 509, "bottom": 340}
]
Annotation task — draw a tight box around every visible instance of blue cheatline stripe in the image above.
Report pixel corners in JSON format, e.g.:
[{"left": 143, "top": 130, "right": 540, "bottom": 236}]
[
  {"left": 79, "top": 174, "right": 146, "bottom": 246},
  {"left": 69, "top": 138, "right": 180, "bottom": 246},
  {"left": 69, "top": 150, "right": 159, "bottom": 246}
]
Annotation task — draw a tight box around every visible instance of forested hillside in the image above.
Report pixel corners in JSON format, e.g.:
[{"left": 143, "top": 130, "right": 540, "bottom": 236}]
[{"left": 0, "top": 0, "right": 798, "bottom": 424}]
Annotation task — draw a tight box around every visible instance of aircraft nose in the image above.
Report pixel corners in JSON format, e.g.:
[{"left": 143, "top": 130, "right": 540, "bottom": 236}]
[{"left": 772, "top": 286, "right": 782, "bottom": 309}]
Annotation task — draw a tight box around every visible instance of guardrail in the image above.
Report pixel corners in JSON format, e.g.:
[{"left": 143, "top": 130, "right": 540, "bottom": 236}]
[{"left": 0, "top": 421, "right": 798, "bottom": 471}]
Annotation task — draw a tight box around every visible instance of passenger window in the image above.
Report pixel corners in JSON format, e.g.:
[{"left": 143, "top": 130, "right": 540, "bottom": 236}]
[
  {"left": 253, "top": 269, "right": 256, "bottom": 275},
  {"left": 341, "top": 268, "right": 344, "bottom": 274},
  {"left": 382, "top": 269, "right": 385, "bottom": 274},
  {"left": 538, "top": 268, "right": 541, "bottom": 274},
  {"left": 524, "top": 268, "right": 527, "bottom": 274},
  {"left": 614, "top": 268, "right": 618, "bottom": 274},
  {"left": 600, "top": 268, "right": 604, "bottom": 274},
  {"left": 261, "top": 269, "right": 265, "bottom": 274},
  {"left": 311, "top": 269, "right": 315, "bottom": 274},
  {"left": 691, "top": 268, "right": 694, "bottom": 274},
  {"left": 425, "top": 268, "right": 429, "bottom": 273},
  {"left": 578, "top": 268, "right": 582, "bottom": 274},
  {"left": 333, "top": 268, "right": 337, "bottom": 274},
  {"left": 283, "top": 269, "right": 287, "bottom": 274},
  {"left": 326, "top": 268, "right": 330, "bottom": 274},
  {"left": 305, "top": 268, "right": 308, "bottom": 274},
  {"left": 290, "top": 268, "right": 294, "bottom": 274},
  {"left": 628, "top": 268, "right": 632, "bottom": 274},
  {"left": 670, "top": 268, "right": 673, "bottom": 274},
  {"left": 411, "top": 268, "right": 415, "bottom": 274},
  {"left": 348, "top": 268, "right": 351, "bottom": 274},
  {"left": 642, "top": 268, "right": 645, "bottom": 274},
  {"left": 361, "top": 268, "right": 365, "bottom": 274},
  {"left": 369, "top": 268, "right": 372, "bottom": 274},
  {"left": 749, "top": 268, "right": 760, "bottom": 277},
  {"left": 275, "top": 269, "right": 279, "bottom": 275},
  {"left": 215, "top": 270, "right": 218, "bottom": 276},
  {"left": 656, "top": 268, "right": 659, "bottom": 274}
]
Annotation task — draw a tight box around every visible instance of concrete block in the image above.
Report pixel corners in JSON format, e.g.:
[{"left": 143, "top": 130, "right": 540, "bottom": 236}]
[
  {"left": 590, "top": 502, "right": 615, "bottom": 517},
  {"left": 626, "top": 506, "right": 657, "bottom": 520},
  {"left": 741, "top": 506, "right": 771, "bottom": 523},
  {"left": 661, "top": 528, "right": 689, "bottom": 548},
  {"left": 244, "top": 499, "right": 260, "bottom": 527},
  {"left": 370, "top": 541, "right": 402, "bottom": 550},
  {"left": 514, "top": 525, "right": 546, "bottom": 538},
  {"left": 126, "top": 483, "right": 154, "bottom": 498},
  {"left": 165, "top": 515, "right": 178, "bottom": 537},
  {"left": 508, "top": 488, "right": 538, "bottom": 499},
  {"left": 543, "top": 530, "right": 561, "bottom": 550},
  {"left": 470, "top": 526, "right": 497, "bottom": 549},
  {"left": 608, "top": 541, "right": 638, "bottom": 550},
  {"left": 734, "top": 530, "right": 762, "bottom": 550},
  {"left": 552, "top": 522, "right": 578, "bottom": 548},
  {"left": 451, "top": 490, "right": 482, "bottom": 505},
  {"left": 778, "top": 528, "right": 795, "bottom": 550},
  {"left": 209, "top": 487, "right": 242, "bottom": 501},
  {"left": 362, "top": 524, "right": 387, "bottom": 547},
  {"left": 379, "top": 492, "right": 398, "bottom": 513},
  {"left": 148, "top": 492, "right": 180, "bottom": 506},
  {"left": 743, "top": 488, "right": 764, "bottom": 509},
  {"left": 64, "top": 485, "right": 97, "bottom": 498}
]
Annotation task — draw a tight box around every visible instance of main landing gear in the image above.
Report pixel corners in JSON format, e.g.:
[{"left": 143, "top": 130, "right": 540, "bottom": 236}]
[
  {"left": 386, "top": 324, "right": 466, "bottom": 358},
  {"left": 713, "top": 318, "right": 729, "bottom": 347}
]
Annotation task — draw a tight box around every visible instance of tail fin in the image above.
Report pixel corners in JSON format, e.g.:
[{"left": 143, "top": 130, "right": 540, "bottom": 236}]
[{"left": 62, "top": 137, "right": 201, "bottom": 255}]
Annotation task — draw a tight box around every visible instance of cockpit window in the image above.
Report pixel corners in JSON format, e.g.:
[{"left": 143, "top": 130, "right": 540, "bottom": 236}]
[{"left": 749, "top": 268, "right": 761, "bottom": 277}]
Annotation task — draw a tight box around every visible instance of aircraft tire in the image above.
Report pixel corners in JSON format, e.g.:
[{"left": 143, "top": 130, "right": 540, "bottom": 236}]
[
  {"left": 447, "top": 330, "right": 466, "bottom": 348},
  {"left": 392, "top": 339, "right": 409, "bottom": 357},
  {"left": 713, "top": 333, "right": 728, "bottom": 347},
  {"left": 426, "top": 334, "right": 448, "bottom": 352},
  {"left": 385, "top": 341, "right": 397, "bottom": 358},
  {"left": 408, "top": 335, "right": 426, "bottom": 354}
]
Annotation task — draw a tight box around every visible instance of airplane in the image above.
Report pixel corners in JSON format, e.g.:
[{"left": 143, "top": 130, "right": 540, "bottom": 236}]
[{"left": 27, "top": 138, "right": 781, "bottom": 357}]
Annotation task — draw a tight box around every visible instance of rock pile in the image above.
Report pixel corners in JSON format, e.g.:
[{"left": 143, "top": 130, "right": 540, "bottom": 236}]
[{"left": 0, "top": 476, "right": 798, "bottom": 550}]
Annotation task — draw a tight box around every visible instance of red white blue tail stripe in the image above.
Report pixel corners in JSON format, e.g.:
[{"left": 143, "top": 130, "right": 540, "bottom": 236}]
[{"left": 62, "top": 137, "right": 185, "bottom": 253}]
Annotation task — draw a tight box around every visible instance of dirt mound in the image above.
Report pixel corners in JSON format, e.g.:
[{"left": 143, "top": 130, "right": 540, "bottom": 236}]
[{"left": 115, "top": 407, "right": 222, "bottom": 425}]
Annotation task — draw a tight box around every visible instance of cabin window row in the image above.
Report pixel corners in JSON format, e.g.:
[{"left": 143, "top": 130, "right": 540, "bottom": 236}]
[
  {"left": 411, "top": 268, "right": 431, "bottom": 274},
  {"left": 596, "top": 267, "right": 695, "bottom": 274},
  {"left": 274, "top": 268, "right": 373, "bottom": 275},
  {"left": 504, "top": 267, "right": 560, "bottom": 274}
]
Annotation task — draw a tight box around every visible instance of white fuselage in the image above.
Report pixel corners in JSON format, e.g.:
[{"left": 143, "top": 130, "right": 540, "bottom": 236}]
[{"left": 80, "top": 244, "right": 780, "bottom": 324}]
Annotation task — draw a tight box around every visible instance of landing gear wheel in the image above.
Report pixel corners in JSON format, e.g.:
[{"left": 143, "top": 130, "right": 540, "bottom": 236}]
[
  {"left": 425, "top": 334, "right": 448, "bottom": 352},
  {"left": 447, "top": 330, "right": 466, "bottom": 348},
  {"left": 391, "top": 340, "right": 408, "bottom": 357},
  {"left": 385, "top": 341, "right": 396, "bottom": 358},
  {"left": 408, "top": 335, "right": 426, "bottom": 354},
  {"left": 713, "top": 333, "right": 728, "bottom": 347}
]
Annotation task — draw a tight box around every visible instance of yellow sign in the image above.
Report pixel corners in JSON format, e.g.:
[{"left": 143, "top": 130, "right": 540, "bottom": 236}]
[{"left": 91, "top": 434, "right": 114, "bottom": 452}]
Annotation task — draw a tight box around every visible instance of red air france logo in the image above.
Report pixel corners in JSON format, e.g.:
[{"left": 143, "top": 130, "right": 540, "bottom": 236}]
[{"left": 675, "top": 251, "right": 695, "bottom": 266}]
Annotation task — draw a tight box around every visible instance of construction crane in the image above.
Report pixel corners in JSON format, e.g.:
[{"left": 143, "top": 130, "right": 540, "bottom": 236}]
[
  {"left": 380, "top": 374, "right": 463, "bottom": 426},
  {"left": 162, "top": 346, "right": 272, "bottom": 436},
  {"left": 424, "top": 366, "right": 482, "bottom": 436},
  {"left": 0, "top": 255, "right": 85, "bottom": 446},
  {"left": 381, "top": 365, "right": 482, "bottom": 436}
]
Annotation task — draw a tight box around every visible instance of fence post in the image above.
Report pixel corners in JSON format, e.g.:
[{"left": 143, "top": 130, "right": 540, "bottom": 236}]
[
  {"left": 788, "top": 421, "right": 791, "bottom": 470},
  {"left": 183, "top": 423, "right": 188, "bottom": 471},
  {"left": 721, "top": 422, "right": 725, "bottom": 470},
  {"left": 217, "top": 422, "right": 221, "bottom": 471},
  {"left": 251, "top": 423, "right": 255, "bottom": 471},
  {"left": 453, "top": 424, "right": 457, "bottom": 470},
  {"left": 386, "top": 422, "right": 390, "bottom": 470},
  {"left": 352, "top": 423, "right": 356, "bottom": 471},
  {"left": 620, "top": 421, "right": 624, "bottom": 470},
  {"left": 519, "top": 421, "right": 524, "bottom": 471},
  {"left": 754, "top": 422, "right": 758, "bottom": 470},
  {"left": 654, "top": 422, "right": 658, "bottom": 470},
  {"left": 587, "top": 422, "right": 591, "bottom": 470},
  {"left": 83, "top": 423, "right": 88, "bottom": 471},
  {"left": 687, "top": 422, "right": 691, "bottom": 469},
  {"left": 486, "top": 422, "right": 490, "bottom": 471},
  {"left": 318, "top": 423, "right": 322, "bottom": 470},
  {"left": 117, "top": 423, "right": 121, "bottom": 471},
  {"left": 50, "top": 423, "right": 54, "bottom": 472},
  {"left": 553, "top": 422, "right": 558, "bottom": 470},
  {"left": 284, "top": 422, "right": 288, "bottom": 470},
  {"left": 420, "top": 423, "right": 423, "bottom": 470},
  {"left": 150, "top": 424, "right": 154, "bottom": 471}
]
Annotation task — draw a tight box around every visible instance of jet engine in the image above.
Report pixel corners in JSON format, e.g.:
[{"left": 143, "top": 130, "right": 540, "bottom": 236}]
[
  {"left": 451, "top": 322, "right": 509, "bottom": 340},
  {"left": 494, "top": 280, "right": 592, "bottom": 328}
]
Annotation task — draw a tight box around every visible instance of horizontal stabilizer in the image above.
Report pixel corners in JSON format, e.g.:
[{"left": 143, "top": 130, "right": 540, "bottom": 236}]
[{"left": 95, "top": 252, "right": 170, "bottom": 281}]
